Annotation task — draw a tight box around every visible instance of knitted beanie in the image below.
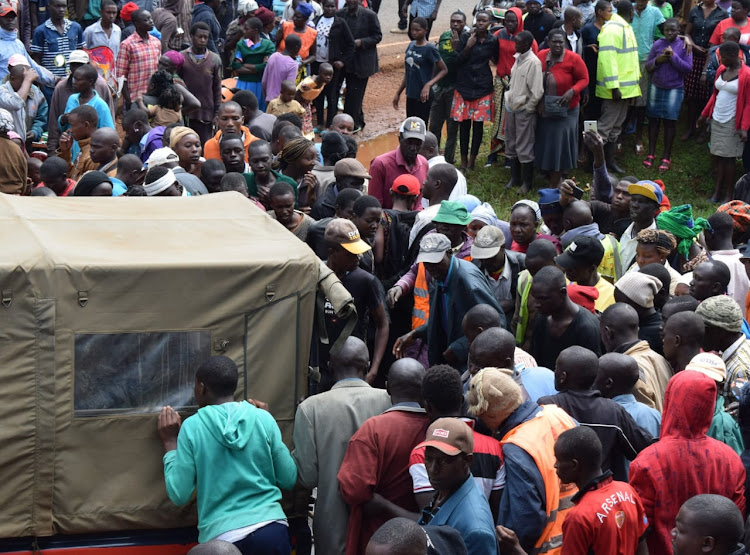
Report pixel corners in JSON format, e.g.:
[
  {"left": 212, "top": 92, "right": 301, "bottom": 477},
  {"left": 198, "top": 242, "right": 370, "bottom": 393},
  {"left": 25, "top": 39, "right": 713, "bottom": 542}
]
[
  {"left": 467, "top": 368, "right": 523, "bottom": 420},
  {"left": 696, "top": 295, "right": 743, "bottom": 333},
  {"left": 614, "top": 272, "right": 662, "bottom": 309}
]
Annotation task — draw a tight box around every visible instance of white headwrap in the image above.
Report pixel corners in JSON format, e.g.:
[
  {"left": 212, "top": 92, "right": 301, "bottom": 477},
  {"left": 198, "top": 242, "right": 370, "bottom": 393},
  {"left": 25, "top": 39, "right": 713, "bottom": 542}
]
[
  {"left": 0, "top": 108, "right": 14, "bottom": 134},
  {"left": 512, "top": 200, "right": 542, "bottom": 223},
  {"left": 470, "top": 202, "right": 501, "bottom": 227},
  {"left": 144, "top": 168, "right": 177, "bottom": 196}
]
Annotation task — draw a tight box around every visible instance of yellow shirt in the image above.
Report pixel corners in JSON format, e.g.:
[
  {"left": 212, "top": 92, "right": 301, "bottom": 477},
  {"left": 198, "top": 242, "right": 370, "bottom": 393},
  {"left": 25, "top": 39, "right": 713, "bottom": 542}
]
[{"left": 594, "top": 276, "right": 616, "bottom": 313}]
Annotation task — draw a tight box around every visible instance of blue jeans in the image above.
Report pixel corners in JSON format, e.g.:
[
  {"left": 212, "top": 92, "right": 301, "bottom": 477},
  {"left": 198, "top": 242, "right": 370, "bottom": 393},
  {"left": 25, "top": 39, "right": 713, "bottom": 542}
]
[{"left": 233, "top": 522, "right": 291, "bottom": 555}]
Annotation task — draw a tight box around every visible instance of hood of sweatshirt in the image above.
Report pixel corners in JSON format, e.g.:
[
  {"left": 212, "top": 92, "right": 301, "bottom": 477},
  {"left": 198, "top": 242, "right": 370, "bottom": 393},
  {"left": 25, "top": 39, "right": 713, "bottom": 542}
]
[
  {"left": 197, "top": 401, "right": 256, "bottom": 450},
  {"left": 661, "top": 370, "right": 716, "bottom": 441},
  {"left": 507, "top": 7, "right": 524, "bottom": 35}
]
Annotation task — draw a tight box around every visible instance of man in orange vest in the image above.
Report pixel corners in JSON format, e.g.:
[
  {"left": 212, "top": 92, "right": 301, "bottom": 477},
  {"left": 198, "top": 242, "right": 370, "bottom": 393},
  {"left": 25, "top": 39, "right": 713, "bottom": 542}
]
[{"left": 467, "top": 368, "right": 577, "bottom": 555}]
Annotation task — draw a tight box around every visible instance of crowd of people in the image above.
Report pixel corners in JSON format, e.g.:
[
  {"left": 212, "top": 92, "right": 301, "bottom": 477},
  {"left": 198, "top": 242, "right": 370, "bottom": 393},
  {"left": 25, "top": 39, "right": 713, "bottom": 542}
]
[{"left": 1, "top": 0, "right": 750, "bottom": 552}]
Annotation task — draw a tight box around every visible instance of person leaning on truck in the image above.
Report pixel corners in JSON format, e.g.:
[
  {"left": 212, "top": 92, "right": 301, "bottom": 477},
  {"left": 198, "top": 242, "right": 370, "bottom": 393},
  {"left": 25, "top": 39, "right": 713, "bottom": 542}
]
[{"left": 157, "top": 355, "right": 298, "bottom": 554}]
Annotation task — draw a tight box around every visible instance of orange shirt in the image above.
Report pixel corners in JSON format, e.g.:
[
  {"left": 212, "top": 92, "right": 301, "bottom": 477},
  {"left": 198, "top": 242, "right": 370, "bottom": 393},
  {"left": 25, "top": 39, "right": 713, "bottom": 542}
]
[{"left": 278, "top": 21, "right": 318, "bottom": 60}]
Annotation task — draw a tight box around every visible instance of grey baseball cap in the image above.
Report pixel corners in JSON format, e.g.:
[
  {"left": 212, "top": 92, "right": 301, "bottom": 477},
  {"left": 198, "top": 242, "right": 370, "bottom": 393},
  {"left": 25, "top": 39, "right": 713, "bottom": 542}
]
[{"left": 416, "top": 233, "right": 451, "bottom": 264}]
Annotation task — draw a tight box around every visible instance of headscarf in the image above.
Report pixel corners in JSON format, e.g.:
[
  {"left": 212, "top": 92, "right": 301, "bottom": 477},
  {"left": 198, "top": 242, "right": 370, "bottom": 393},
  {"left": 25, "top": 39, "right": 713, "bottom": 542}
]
[
  {"left": 454, "top": 194, "right": 481, "bottom": 213},
  {"left": 0, "top": 108, "right": 14, "bottom": 134},
  {"left": 295, "top": 1, "right": 314, "bottom": 17},
  {"left": 635, "top": 228, "right": 677, "bottom": 257},
  {"left": 169, "top": 126, "right": 197, "bottom": 149},
  {"left": 470, "top": 203, "right": 501, "bottom": 227},
  {"left": 255, "top": 6, "right": 275, "bottom": 25},
  {"left": 144, "top": 168, "right": 178, "bottom": 196},
  {"left": 512, "top": 199, "right": 542, "bottom": 223},
  {"left": 163, "top": 50, "right": 185, "bottom": 71},
  {"left": 72, "top": 171, "right": 113, "bottom": 196},
  {"left": 238, "top": 0, "right": 259, "bottom": 15},
  {"left": 656, "top": 204, "right": 711, "bottom": 258},
  {"left": 120, "top": 1, "right": 139, "bottom": 22},
  {"left": 718, "top": 200, "right": 750, "bottom": 236}
]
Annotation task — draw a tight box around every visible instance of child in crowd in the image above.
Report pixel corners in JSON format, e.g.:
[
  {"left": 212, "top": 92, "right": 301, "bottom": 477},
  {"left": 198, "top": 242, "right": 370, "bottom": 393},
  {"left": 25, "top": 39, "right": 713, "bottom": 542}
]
[
  {"left": 296, "top": 63, "right": 333, "bottom": 138},
  {"left": 58, "top": 104, "right": 99, "bottom": 181},
  {"left": 39, "top": 156, "right": 76, "bottom": 196},
  {"left": 61, "top": 64, "right": 115, "bottom": 153},
  {"left": 136, "top": 85, "right": 184, "bottom": 127},
  {"left": 392, "top": 17, "right": 447, "bottom": 125},
  {"left": 644, "top": 18, "right": 692, "bottom": 172},
  {"left": 263, "top": 34, "right": 302, "bottom": 102},
  {"left": 267, "top": 80, "right": 307, "bottom": 119},
  {"left": 232, "top": 17, "right": 276, "bottom": 111}
]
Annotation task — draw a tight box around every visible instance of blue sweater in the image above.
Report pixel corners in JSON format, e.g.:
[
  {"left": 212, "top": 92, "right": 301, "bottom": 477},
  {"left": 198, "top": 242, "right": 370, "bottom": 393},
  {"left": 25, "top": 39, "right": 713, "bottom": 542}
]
[{"left": 163, "top": 401, "right": 298, "bottom": 542}]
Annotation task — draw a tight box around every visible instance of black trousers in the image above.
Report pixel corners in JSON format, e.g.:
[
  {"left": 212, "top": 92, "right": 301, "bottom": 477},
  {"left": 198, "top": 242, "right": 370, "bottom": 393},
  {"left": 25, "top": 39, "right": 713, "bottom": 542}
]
[
  {"left": 343, "top": 73, "right": 369, "bottom": 129},
  {"left": 406, "top": 96, "right": 432, "bottom": 126},
  {"left": 312, "top": 61, "right": 344, "bottom": 128},
  {"left": 397, "top": 0, "right": 408, "bottom": 28}
]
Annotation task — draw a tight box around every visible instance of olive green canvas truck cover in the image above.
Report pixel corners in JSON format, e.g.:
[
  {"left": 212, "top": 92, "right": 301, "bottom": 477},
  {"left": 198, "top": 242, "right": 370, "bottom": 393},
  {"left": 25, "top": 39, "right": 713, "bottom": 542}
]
[{"left": 0, "top": 192, "right": 317, "bottom": 539}]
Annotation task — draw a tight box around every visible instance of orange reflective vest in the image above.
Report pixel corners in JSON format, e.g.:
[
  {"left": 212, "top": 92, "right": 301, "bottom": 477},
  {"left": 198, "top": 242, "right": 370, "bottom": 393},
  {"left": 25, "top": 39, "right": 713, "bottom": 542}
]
[
  {"left": 411, "top": 254, "right": 473, "bottom": 330},
  {"left": 501, "top": 405, "right": 578, "bottom": 555}
]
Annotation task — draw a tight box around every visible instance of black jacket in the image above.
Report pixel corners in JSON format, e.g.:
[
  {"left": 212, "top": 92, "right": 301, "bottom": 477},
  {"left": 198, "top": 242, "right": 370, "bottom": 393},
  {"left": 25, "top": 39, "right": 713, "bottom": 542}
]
[
  {"left": 537, "top": 389, "right": 654, "bottom": 482},
  {"left": 314, "top": 14, "right": 355, "bottom": 67},
  {"left": 310, "top": 184, "right": 337, "bottom": 221},
  {"left": 336, "top": 6, "right": 382, "bottom": 78}
]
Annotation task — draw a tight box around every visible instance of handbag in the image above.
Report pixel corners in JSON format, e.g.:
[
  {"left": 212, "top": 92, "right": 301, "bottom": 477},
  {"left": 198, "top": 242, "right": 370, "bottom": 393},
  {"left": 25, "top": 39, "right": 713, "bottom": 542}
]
[
  {"left": 543, "top": 95, "right": 568, "bottom": 118},
  {"left": 542, "top": 57, "right": 568, "bottom": 119}
]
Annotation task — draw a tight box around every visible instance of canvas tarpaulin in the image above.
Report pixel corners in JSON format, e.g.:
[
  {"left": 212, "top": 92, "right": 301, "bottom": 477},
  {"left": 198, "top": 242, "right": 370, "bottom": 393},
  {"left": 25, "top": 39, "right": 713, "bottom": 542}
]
[{"left": 0, "top": 192, "right": 318, "bottom": 539}]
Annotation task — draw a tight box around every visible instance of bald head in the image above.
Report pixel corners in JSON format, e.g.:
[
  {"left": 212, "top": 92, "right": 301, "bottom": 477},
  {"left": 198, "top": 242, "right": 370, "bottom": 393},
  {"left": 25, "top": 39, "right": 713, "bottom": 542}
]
[
  {"left": 366, "top": 518, "right": 427, "bottom": 555},
  {"left": 387, "top": 358, "right": 426, "bottom": 403},
  {"left": 188, "top": 541, "right": 242, "bottom": 555},
  {"left": 420, "top": 131, "right": 438, "bottom": 160},
  {"left": 556, "top": 346, "right": 599, "bottom": 390},
  {"left": 600, "top": 302, "right": 640, "bottom": 351},
  {"left": 428, "top": 163, "right": 458, "bottom": 192},
  {"left": 218, "top": 100, "right": 242, "bottom": 115},
  {"left": 665, "top": 311, "right": 705, "bottom": 348},
  {"left": 91, "top": 126, "right": 120, "bottom": 144},
  {"left": 563, "top": 200, "right": 594, "bottom": 231},
  {"left": 594, "top": 353, "right": 640, "bottom": 398},
  {"left": 564, "top": 5, "right": 582, "bottom": 20},
  {"left": 678, "top": 494, "right": 745, "bottom": 552},
  {"left": 330, "top": 336, "right": 369, "bottom": 380},
  {"left": 462, "top": 304, "right": 503, "bottom": 345},
  {"left": 469, "top": 327, "right": 516, "bottom": 373}
]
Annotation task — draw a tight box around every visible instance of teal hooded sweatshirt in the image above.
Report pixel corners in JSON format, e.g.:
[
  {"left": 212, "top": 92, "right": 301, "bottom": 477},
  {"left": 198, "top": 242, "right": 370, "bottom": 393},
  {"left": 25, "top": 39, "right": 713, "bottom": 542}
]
[{"left": 163, "top": 401, "right": 298, "bottom": 542}]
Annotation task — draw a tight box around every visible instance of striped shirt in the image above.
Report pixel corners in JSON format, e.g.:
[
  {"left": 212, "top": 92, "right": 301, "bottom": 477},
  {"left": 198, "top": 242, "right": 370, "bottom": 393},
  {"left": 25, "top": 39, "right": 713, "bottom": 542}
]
[
  {"left": 115, "top": 32, "right": 161, "bottom": 100},
  {"left": 30, "top": 19, "right": 83, "bottom": 78},
  {"left": 722, "top": 335, "right": 750, "bottom": 406}
]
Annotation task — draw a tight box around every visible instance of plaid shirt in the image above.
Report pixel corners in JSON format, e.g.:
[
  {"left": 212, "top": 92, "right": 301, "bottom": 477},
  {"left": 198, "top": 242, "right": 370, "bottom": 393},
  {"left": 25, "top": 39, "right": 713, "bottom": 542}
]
[
  {"left": 115, "top": 32, "right": 161, "bottom": 100},
  {"left": 722, "top": 335, "right": 750, "bottom": 406}
]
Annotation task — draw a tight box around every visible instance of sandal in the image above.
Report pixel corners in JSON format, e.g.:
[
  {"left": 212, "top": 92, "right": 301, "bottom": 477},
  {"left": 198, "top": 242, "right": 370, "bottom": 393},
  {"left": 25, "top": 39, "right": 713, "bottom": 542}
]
[
  {"left": 658, "top": 158, "right": 671, "bottom": 172},
  {"left": 635, "top": 143, "right": 645, "bottom": 156},
  {"left": 643, "top": 155, "right": 655, "bottom": 169}
]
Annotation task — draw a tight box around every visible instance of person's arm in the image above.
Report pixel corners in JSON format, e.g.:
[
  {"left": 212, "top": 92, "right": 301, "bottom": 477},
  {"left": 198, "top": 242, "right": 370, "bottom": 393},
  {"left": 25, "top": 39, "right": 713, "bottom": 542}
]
[
  {"left": 173, "top": 83, "right": 200, "bottom": 116},
  {"left": 628, "top": 460, "right": 655, "bottom": 527},
  {"left": 499, "top": 445, "right": 549, "bottom": 554},
  {"left": 527, "top": 60, "right": 545, "bottom": 111},
  {"left": 393, "top": 72, "right": 406, "bottom": 110},
  {"left": 337, "top": 433, "right": 379, "bottom": 508},
  {"left": 357, "top": 10, "right": 382, "bottom": 50},
  {"left": 302, "top": 40, "right": 316, "bottom": 66},
  {"left": 157, "top": 407, "right": 197, "bottom": 506},
  {"left": 275, "top": 25, "right": 285, "bottom": 50},
  {"left": 703, "top": 49, "right": 718, "bottom": 83},
  {"left": 291, "top": 404, "right": 319, "bottom": 488},
  {"left": 670, "top": 41, "right": 693, "bottom": 74},
  {"left": 420, "top": 57, "right": 447, "bottom": 103},
  {"left": 260, "top": 409, "right": 298, "bottom": 490},
  {"left": 489, "top": 489, "right": 503, "bottom": 525},
  {"left": 115, "top": 42, "right": 131, "bottom": 108},
  {"left": 429, "top": 0, "right": 442, "bottom": 21},
  {"left": 367, "top": 157, "right": 385, "bottom": 205},
  {"left": 0, "top": 81, "right": 29, "bottom": 113},
  {"left": 583, "top": 130, "right": 611, "bottom": 201},
  {"left": 212, "top": 54, "right": 222, "bottom": 116},
  {"left": 31, "top": 93, "right": 48, "bottom": 141},
  {"left": 597, "top": 26, "right": 621, "bottom": 99},
  {"left": 709, "top": 20, "right": 723, "bottom": 47},
  {"left": 644, "top": 42, "right": 660, "bottom": 72},
  {"left": 366, "top": 297, "right": 389, "bottom": 384},
  {"left": 364, "top": 492, "right": 420, "bottom": 520},
  {"left": 30, "top": 0, "right": 38, "bottom": 30}
]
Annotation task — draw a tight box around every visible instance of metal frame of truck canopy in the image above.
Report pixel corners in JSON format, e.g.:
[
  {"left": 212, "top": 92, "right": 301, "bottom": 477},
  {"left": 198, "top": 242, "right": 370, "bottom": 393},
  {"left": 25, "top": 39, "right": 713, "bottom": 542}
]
[{"left": 0, "top": 193, "right": 317, "bottom": 549}]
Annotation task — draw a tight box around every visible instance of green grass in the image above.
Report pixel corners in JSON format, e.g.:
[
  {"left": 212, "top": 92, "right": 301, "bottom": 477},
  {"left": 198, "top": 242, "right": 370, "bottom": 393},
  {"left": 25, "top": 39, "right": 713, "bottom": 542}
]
[{"left": 463, "top": 117, "right": 729, "bottom": 221}]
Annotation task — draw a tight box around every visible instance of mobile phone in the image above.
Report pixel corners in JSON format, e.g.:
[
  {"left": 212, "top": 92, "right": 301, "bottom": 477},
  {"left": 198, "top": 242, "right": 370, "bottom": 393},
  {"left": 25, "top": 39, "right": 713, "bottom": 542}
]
[
  {"left": 583, "top": 120, "right": 598, "bottom": 134},
  {"left": 572, "top": 184, "right": 585, "bottom": 200}
]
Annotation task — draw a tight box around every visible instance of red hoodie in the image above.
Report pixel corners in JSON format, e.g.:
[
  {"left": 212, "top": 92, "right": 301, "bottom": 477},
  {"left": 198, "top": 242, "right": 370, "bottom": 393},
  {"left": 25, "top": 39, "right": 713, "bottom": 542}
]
[
  {"left": 495, "top": 7, "right": 539, "bottom": 77},
  {"left": 629, "top": 371, "right": 746, "bottom": 555}
]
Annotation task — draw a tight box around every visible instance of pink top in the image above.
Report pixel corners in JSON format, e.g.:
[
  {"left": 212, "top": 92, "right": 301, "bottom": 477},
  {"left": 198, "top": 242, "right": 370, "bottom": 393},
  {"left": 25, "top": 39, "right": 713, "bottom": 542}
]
[{"left": 261, "top": 52, "right": 299, "bottom": 102}]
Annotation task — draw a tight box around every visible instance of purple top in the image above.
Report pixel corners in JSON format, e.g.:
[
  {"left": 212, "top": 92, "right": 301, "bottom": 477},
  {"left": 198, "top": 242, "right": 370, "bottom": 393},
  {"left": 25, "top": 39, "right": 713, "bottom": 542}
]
[
  {"left": 261, "top": 52, "right": 299, "bottom": 103},
  {"left": 645, "top": 37, "right": 693, "bottom": 89}
]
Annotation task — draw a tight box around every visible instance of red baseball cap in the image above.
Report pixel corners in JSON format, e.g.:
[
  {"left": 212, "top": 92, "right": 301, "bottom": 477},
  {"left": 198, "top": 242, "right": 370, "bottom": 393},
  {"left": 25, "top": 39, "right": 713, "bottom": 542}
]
[{"left": 391, "top": 174, "right": 420, "bottom": 196}]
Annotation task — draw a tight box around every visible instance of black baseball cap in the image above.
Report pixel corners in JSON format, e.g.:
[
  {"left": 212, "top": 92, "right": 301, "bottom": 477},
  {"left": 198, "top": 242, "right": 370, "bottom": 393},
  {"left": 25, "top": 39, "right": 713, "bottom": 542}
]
[{"left": 555, "top": 236, "right": 605, "bottom": 268}]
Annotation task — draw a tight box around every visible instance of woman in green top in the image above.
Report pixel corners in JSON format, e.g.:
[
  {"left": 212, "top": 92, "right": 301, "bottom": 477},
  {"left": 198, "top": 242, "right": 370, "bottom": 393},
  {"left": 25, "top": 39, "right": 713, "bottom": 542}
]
[{"left": 232, "top": 17, "right": 276, "bottom": 111}]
